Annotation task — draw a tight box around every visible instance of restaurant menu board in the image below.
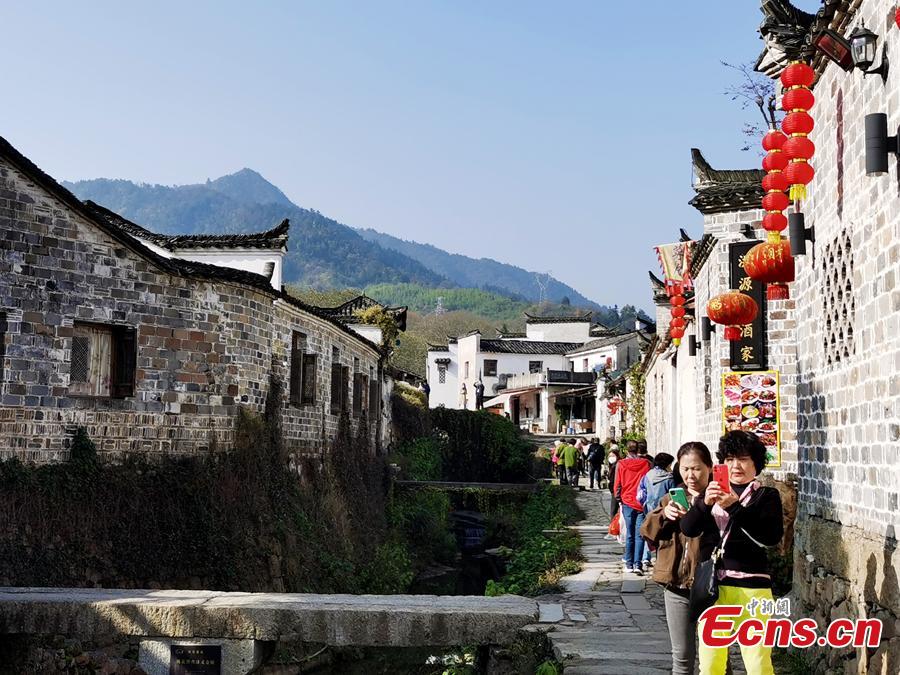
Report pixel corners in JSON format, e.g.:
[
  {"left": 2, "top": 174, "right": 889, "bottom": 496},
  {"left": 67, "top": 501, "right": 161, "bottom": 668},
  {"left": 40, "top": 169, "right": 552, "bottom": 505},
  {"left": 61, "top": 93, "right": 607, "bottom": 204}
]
[{"left": 722, "top": 370, "right": 781, "bottom": 468}]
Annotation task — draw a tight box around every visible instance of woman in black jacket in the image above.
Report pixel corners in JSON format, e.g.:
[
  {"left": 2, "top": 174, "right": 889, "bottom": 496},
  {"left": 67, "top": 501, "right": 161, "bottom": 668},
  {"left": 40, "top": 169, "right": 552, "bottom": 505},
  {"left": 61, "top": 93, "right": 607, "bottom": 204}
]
[{"left": 680, "top": 431, "right": 783, "bottom": 675}]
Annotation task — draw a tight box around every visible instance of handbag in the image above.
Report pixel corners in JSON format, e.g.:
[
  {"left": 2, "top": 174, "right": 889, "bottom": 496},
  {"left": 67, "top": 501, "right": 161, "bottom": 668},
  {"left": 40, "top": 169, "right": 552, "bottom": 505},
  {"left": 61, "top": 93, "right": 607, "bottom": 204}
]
[{"left": 688, "top": 518, "right": 735, "bottom": 622}]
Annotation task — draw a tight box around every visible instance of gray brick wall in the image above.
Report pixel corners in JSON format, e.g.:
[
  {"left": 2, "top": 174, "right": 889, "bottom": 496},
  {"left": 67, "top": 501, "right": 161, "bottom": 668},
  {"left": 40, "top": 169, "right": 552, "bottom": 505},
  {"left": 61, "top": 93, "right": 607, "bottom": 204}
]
[{"left": 0, "top": 157, "right": 382, "bottom": 463}]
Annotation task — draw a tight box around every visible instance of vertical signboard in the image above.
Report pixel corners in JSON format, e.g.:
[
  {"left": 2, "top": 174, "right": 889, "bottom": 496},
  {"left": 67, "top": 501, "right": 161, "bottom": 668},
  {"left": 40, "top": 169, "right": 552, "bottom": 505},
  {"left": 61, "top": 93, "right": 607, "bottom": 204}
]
[{"left": 728, "top": 241, "right": 767, "bottom": 370}]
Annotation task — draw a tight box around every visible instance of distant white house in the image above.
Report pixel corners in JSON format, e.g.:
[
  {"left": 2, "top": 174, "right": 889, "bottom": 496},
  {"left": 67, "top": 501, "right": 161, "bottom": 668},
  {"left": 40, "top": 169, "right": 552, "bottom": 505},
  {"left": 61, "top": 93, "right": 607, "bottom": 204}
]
[{"left": 426, "top": 313, "right": 645, "bottom": 435}]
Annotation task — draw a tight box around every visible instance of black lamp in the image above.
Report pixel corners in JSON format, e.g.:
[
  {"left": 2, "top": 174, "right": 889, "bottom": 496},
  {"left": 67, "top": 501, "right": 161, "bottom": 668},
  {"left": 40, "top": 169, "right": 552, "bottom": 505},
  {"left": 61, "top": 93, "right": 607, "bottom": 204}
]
[
  {"left": 813, "top": 29, "right": 854, "bottom": 71},
  {"left": 701, "top": 316, "right": 715, "bottom": 342},
  {"left": 789, "top": 212, "right": 815, "bottom": 256},
  {"left": 849, "top": 22, "right": 889, "bottom": 81},
  {"left": 865, "top": 113, "right": 899, "bottom": 176},
  {"left": 688, "top": 334, "right": 699, "bottom": 356}
]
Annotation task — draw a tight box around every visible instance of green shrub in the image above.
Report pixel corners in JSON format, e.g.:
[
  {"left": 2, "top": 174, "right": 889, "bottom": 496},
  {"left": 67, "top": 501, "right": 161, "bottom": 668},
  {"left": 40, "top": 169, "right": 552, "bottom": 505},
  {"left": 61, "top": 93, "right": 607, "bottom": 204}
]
[
  {"left": 357, "top": 542, "right": 415, "bottom": 594},
  {"left": 388, "top": 488, "right": 457, "bottom": 568},
  {"left": 391, "top": 437, "right": 442, "bottom": 481}
]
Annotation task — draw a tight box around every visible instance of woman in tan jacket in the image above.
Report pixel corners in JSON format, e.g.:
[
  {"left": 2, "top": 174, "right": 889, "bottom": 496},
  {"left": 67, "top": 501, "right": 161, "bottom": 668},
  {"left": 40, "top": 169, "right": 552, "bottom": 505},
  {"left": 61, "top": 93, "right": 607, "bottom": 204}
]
[{"left": 641, "top": 441, "right": 714, "bottom": 675}]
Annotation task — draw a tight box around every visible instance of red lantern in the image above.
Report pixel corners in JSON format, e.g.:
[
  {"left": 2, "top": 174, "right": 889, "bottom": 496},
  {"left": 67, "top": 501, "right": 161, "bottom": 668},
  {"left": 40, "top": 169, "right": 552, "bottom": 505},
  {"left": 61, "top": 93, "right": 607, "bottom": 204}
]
[
  {"left": 780, "top": 62, "right": 814, "bottom": 88},
  {"left": 763, "top": 151, "right": 789, "bottom": 172},
  {"left": 763, "top": 212, "right": 788, "bottom": 233},
  {"left": 707, "top": 291, "right": 758, "bottom": 342},
  {"left": 782, "top": 87, "right": 815, "bottom": 111},
  {"left": 672, "top": 306, "right": 686, "bottom": 318},
  {"left": 762, "top": 191, "right": 790, "bottom": 212},
  {"left": 783, "top": 136, "right": 815, "bottom": 160},
  {"left": 896, "top": 6, "right": 900, "bottom": 29},
  {"left": 670, "top": 295, "right": 685, "bottom": 307},
  {"left": 744, "top": 239, "right": 795, "bottom": 301},
  {"left": 762, "top": 172, "right": 790, "bottom": 193},
  {"left": 782, "top": 112, "right": 815, "bottom": 136},
  {"left": 762, "top": 129, "right": 786, "bottom": 151},
  {"left": 780, "top": 62, "right": 816, "bottom": 202}
]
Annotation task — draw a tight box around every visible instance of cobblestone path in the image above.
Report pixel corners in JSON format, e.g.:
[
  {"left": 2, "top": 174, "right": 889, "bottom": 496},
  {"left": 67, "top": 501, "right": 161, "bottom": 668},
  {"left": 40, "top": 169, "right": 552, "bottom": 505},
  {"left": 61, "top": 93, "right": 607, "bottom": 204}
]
[{"left": 537, "top": 488, "right": 673, "bottom": 674}]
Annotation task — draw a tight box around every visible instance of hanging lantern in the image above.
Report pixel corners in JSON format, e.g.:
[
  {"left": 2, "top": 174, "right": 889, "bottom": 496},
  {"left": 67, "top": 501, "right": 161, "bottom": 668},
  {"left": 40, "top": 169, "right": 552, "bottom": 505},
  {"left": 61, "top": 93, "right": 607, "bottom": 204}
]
[
  {"left": 780, "top": 62, "right": 816, "bottom": 201},
  {"left": 744, "top": 239, "right": 796, "bottom": 301},
  {"left": 669, "top": 288, "right": 686, "bottom": 345},
  {"left": 760, "top": 128, "right": 789, "bottom": 242},
  {"left": 707, "top": 291, "right": 759, "bottom": 342}
]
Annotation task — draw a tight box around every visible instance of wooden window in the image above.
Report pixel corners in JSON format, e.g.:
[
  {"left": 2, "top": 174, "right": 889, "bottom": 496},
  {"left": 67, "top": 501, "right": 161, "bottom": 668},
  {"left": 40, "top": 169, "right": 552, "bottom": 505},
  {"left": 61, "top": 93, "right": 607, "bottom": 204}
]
[
  {"left": 369, "top": 370, "right": 379, "bottom": 418},
  {"left": 330, "top": 361, "right": 343, "bottom": 414},
  {"left": 301, "top": 354, "right": 317, "bottom": 405},
  {"left": 529, "top": 360, "right": 543, "bottom": 374},
  {"left": 353, "top": 372, "right": 363, "bottom": 416},
  {"left": 483, "top": 359, "right": 498, "bottom": 377},
  {"left": 582, "top": 358, "right": 589, "bottom": 371},
  {"left": 438, "top": 365, "right": 446, "bottom": 384},
  {"left": 289, "top": 332, "right": 306, "bottom": 406},
  {"left": 464, "top": 361, "right": 470, "bottom": 378},
  {"left": 0, "top": 312, "right": 6, "bottom": 384},
  {"left": 70, "top": 322, "right": 135, "bottom": 398},
  {"left": 341, "top": 366, "right": 350, "bottom": 412}
]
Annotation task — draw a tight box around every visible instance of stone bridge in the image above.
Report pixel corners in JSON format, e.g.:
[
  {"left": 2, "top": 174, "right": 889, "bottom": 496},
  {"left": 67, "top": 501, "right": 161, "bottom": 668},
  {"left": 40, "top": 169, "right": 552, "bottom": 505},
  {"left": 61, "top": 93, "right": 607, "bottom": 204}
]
[{"left": 0, "top": 587, "right": 539, "bottom": 673}]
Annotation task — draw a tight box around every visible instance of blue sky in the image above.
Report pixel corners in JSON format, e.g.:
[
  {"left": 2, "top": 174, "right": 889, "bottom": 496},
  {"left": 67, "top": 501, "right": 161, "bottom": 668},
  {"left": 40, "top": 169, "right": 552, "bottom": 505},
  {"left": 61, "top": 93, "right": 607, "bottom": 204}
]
[{"left": 1, "top": 1, "right": 823, "bottom": 311}]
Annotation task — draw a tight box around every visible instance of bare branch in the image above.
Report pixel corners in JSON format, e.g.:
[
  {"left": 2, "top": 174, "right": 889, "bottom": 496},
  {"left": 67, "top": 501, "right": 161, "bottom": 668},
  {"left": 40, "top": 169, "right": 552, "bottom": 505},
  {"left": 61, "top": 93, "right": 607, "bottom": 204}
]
[{"left": 722, "top": 61, "right": 784, "bottom": 151}]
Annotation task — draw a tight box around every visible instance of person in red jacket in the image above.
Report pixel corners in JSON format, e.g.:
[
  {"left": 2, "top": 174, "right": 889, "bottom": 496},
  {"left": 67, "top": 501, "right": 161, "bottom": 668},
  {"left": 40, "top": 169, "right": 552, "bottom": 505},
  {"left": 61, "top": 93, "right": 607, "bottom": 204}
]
[{"left": 613, "top": 440, "right": 652, "bottom": 574}]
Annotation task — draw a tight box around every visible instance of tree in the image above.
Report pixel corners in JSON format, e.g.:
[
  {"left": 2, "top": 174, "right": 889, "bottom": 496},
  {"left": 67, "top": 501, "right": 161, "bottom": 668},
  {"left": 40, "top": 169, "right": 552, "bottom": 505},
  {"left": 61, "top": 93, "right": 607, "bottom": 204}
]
[{"left": 722, "top": 61, "right": 782, "bottom": 153}]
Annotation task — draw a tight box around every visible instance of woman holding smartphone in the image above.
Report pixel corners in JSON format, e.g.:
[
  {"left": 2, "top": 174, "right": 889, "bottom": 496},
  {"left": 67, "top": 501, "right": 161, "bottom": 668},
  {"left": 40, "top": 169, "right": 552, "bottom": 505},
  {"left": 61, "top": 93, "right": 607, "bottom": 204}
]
[
  {"left": 680, "top": 430, "right": 783, "bottom": 675},
  {"left": 640, "top": 441, "right": 714, "bottom": 675}
]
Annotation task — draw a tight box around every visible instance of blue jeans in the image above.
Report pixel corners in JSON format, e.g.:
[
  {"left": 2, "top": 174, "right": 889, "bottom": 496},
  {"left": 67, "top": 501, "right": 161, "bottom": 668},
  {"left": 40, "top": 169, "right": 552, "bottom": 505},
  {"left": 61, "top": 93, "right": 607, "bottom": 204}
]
[{"left": 621, "top": 504, "right": 645, "bottom": 569}]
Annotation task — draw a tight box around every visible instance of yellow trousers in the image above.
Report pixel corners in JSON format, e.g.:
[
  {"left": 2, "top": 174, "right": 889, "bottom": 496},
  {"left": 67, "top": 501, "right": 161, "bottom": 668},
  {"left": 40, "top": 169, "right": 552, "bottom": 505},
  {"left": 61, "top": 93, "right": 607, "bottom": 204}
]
[{"left": 697, "top": 585, "right": 775, "bottom": 675}]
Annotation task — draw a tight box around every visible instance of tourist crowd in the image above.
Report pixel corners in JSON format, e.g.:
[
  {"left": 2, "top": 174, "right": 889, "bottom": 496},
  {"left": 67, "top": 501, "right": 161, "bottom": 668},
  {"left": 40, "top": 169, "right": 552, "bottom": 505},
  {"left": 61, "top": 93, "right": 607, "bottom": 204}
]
[{"left": 554, "top": 431, "right": 783, "bottom": 675}]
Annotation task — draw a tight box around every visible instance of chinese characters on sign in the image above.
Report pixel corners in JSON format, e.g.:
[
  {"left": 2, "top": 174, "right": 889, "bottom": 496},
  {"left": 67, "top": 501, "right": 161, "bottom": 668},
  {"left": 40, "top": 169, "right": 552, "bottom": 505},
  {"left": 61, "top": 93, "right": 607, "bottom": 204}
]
[
  {"left": 722, "top": 371, "right": 781, "bottom": 468},
  {"left": 729, "top": 241, "right": 767, "bottom": 370},
  {"left": 170, "top": 645, "right": 222, "bottom": 675}
]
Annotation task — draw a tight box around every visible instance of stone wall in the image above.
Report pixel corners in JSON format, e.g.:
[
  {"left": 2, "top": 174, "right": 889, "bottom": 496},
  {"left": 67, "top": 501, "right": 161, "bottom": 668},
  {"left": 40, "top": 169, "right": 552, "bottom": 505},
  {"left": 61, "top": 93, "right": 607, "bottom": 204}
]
[
  {"left": 787, "top": 0, "right": 900, "bottom": 650},
  {"left": 0, "top": 155, "right": 382, "bottom": 464}
]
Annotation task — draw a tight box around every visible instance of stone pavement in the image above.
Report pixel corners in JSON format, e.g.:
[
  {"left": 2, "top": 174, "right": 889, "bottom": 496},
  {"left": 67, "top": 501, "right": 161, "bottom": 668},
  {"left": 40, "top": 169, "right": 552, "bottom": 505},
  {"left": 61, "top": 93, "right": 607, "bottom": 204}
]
[{"left": 537, "top": 488, "right": 673, "bottom": 674}]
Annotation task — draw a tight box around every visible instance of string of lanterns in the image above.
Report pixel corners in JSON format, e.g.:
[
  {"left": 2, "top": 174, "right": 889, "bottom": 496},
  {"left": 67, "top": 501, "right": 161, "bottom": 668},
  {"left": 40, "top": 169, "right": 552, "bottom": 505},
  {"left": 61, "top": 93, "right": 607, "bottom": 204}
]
[{"left": 668, "top": 282, "right": 686, "bottom": 346}]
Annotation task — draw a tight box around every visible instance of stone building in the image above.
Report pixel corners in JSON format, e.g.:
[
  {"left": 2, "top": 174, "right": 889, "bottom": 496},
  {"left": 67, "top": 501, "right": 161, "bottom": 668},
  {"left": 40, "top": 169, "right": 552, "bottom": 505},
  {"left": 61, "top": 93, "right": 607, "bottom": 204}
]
[
  {"left": 643, "top": 0, "right": 900, "bottom": 669},
  {"left": 0, "top": 135, "right": 392, "bottom": 464}
]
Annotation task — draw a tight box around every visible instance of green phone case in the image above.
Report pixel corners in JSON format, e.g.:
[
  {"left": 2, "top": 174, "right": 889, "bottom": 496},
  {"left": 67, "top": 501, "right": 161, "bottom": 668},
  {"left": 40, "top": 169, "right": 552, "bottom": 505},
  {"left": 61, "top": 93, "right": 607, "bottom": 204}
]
[{"left": 669, "top": 488, "right": 690, "bottom": 510}]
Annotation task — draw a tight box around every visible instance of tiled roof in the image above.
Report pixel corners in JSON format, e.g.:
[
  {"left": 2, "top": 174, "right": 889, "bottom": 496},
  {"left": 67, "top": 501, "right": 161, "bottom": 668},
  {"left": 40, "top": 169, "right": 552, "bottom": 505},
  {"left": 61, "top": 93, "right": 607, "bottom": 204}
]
[
  {"left": 755, "top": 0, "right": 851, "bottom": 78},
  {"left": 524, "top": 312, "right": 592, "bottom": 324},
  {"left": 85, "top": 201, "right": 289, "bottom": 251},
  {"left": 0, "top": 135, "right": 381, "bottom": 355},
  {"left": 428, "top": 344, "right": 450, "bottom": 352},
  {"left": 496, "top": 331, "right": 526, "bottom": 339},
  {"left": 317, "top": 294, "right": 408, "bottom": 332},
  {"left": 689, "top": 149, "right": 765, "bottom": 215},
  {"left": 566, "top": 332, "right": 639, "bottom": 356},
  {"left": 479, "top": 339, "right": 582, "bottom": 355}
]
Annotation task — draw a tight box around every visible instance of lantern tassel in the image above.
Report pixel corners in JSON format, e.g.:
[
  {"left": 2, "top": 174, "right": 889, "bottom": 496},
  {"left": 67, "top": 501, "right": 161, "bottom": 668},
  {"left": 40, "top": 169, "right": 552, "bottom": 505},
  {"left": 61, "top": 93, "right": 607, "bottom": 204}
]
[
  {"left": 789, "top": 184, "right": 807, "bottom": 201},
  {"left": 767, "top": 284, "right": 790, "bottom": 301},
  {"left": 672, "top": 338, "right": 681, "bottom": 347},
  {"left": 724, "top": 326, "right": 742, "bottom": 341}
]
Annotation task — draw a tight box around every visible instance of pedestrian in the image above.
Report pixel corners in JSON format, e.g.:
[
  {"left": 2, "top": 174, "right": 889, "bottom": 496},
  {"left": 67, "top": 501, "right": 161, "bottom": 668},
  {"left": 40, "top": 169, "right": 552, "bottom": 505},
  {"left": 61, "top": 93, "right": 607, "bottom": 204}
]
[
  {"left": 640, "top": 442, "right": 713, "bottom": 675},
  {"left": 612, "top": 440, "right": 651, "bottom": 574},
  {"left": 680, "top": 431, "right": 784, "bottom": 675},
  {"left": 575, "top": 437, "right": 589, "bottom": 476},
  {"left": 638, "top": 452, "right": 675, "bottom": 569},
  {"left": 605, "top": 445, "right": 621, "bottom": 518},
  {"left": 637, "top": 439, "right": 653, "bottom": 467},
  {"left": 561, "top": 439, "right": 579, "bottom": 487},
  {"left": 587, "top": 438, "right": 604, "bottom": 489},
  {"left": 551, "top": 441, "right": 566, "bottom": 485}
]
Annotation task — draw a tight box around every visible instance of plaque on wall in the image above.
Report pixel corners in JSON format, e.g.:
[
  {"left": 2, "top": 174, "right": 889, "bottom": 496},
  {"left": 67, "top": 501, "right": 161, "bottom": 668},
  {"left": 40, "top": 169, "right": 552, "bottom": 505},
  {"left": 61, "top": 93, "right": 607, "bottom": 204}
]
[
  {"left": 728, "top": 241, "right": 767, "bottom": 370},
  {"left": 170, "top": 645, "right": 222, "bottom": 675}
]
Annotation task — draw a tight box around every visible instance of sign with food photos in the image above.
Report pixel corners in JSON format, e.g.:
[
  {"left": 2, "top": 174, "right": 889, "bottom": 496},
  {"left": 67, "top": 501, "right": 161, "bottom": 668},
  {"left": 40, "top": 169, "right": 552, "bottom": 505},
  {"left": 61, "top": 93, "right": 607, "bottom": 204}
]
[{"left": 722, "top": 370, "right": 781, "bottom": 468}]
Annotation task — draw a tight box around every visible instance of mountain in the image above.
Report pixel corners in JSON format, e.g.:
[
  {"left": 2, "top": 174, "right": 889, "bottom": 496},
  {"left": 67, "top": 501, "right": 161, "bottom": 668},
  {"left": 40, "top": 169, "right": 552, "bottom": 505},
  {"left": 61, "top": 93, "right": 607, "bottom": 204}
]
[
  {"left": 63, "top": 170, "right": 612, "bottom": 313},
  {"left": 356, "top": 228, "right": 600, "bottom": 309},
  {"left": 63, "top": 178, "right": 447, "bottom": 290},
  {"left": 206, "top": 168, "right": 294, "bottom": 207}
]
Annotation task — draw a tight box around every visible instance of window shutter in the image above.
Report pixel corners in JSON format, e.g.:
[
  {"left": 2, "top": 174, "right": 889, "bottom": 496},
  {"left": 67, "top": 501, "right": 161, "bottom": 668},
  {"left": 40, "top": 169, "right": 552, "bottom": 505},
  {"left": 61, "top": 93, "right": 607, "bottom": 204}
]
[
  {"left": 301, "top": 353, "right": 317, "bottom": 405},
  {"left": 330, "top": 362, "right": 342, "bottom": 413},
  {"left": 112, "top": 327, "right": 136, "bottom": 398},
  {"left": 341, "top": 366, "right": 350, "bottom": 412},
  {"left": 289, "top": 347, "right": 302, "bottom": 406},
  {"left": 369, "top": 375, "right": 379, "bottom": 418},
  {"left": 352, "top": 372, "right": 363, "bottom": 416}
]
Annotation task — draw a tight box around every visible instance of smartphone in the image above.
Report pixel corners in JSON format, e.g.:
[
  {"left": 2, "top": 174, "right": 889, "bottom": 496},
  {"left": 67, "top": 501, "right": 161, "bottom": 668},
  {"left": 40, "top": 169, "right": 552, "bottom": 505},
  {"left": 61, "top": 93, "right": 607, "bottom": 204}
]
[
  {"left": 713, "top": 464, "right": 729, "bottom": 486},
  {"left": 669, "top": 487, "right": 690, "bottom": 510}
]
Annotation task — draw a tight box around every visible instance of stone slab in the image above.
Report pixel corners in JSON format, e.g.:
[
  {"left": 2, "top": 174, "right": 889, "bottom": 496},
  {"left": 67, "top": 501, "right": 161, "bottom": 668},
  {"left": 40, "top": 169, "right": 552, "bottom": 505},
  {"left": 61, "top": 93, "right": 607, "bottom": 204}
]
[
  {"left": 538, "top": 603, "right": 564, "bottom": 623},
  {"left": 0, "top": 587, "right": 538, "bottom": 647},
  {"left": 621, "top": 594, "right": 652, "bottom": 610},
  {"left": 621, "top": 579, "right": 646, "bottom": 593}
]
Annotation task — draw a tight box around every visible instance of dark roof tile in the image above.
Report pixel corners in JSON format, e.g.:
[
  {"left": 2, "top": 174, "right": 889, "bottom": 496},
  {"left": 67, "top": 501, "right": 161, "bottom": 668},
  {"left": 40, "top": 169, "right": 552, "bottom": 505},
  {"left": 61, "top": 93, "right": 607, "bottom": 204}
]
[
  {"left": 524, "top": 312, "right": 592, "bottom": 324},
  {"left": 479, "top": 339, "right": 582, "bottom": 355}
]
